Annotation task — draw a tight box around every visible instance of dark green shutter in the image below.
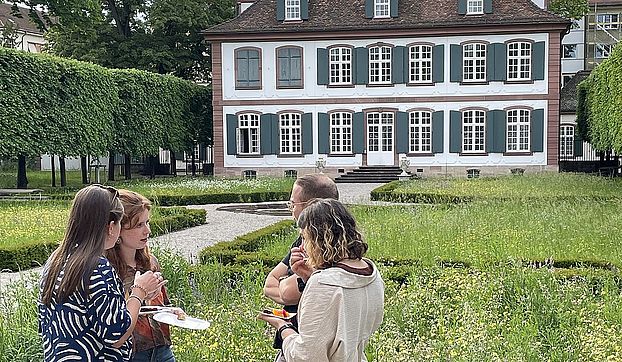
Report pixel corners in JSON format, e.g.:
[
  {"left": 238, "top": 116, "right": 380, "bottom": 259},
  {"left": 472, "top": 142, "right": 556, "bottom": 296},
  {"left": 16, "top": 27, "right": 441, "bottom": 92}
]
[
  {"left": 494, "top": 43, "right": 507, "bottom": 81},
  {"left": 277, "top": 0, "right": 285, "bottom": 21},
  {"left": 260, "top": 113, "right": 275, "bottom": 154},
  {"left": 433, "top": 45, "right": 444, "bottom": 83},
  {"left": 493, "top": 110, "right": 506, "bottom": 153},
  {"left": 318, "top": 113, "right": 329, "bottom": 154},
  {"left": 390, "top": 0, "right": 398, "bottom": 17},
  {"left": 396, "top": 111, "right": 409, "bottom": 153},
  {"left": 302, "top": 113, "right": 313, "bottom": 154},
  {"left": 271, "top": 114, "right": 280, "bottom": 154},
  {"left": 301, "top": 0, "right": 309, "bottom": 20},
  {"left": 574, "top": 135, "right": 583, "bottom": 157},
  {"left": 354, "top": 47, "right": 368, "bottom": 85},
  {"left": 449, "top": 111, "right": 462, "bottom": 153},
  {"left": 450, "top": 44, "right": 462, "bottom": 83},
  {"left": 486, "top": 45, "right": 495, "bottom": 82},
  {"left": 392, "top": 46, "right": 406, "bottom": 84},
  {"left": 365, "top": 0, "right": 373, "bottom": 18},
  {"left": 458, "top": 0, "right": 467, "bottom": 15},
  {"left": 317, "top": 48, "right": 329, "bottom": 85},
  {"left": 226, "top": 114, "right": 237, "bottom": 155},
  {"left": 531, "top": 109, "right": 544, "bottom": 152},
  {"left": 532, "top": 41, "right": 545, "bottom": 81},
  {"left": 353, "top": 112, "right": 364, "bottom": 153},
  {"left": 484, "top": 0, "right": 493, "bottom": 13},
  {"left": 485, "top": 111, "right": 495, "bottom": 153},
  {"left": 432, "top": 111, "right": 444, "bottom": 153}
]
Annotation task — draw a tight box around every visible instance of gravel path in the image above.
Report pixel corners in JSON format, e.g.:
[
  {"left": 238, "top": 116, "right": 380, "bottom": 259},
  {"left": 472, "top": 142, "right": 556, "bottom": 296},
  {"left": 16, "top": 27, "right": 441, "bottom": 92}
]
[{"left": 0, "top": 183, "right": 384, "bottom": 288}]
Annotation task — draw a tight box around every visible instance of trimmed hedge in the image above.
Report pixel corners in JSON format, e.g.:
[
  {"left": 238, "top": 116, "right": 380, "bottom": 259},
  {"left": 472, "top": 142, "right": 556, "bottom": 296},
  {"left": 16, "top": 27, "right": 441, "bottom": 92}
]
[
  {"left": 153, "top": 191, "right": 290, "bottom": 206},
  {"left": 0, "top": 207, "right": 206, "bottom": 272}
]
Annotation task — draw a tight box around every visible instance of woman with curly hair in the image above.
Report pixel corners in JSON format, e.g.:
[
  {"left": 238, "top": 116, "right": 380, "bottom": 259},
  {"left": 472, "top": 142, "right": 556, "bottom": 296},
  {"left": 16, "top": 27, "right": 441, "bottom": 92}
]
[{"left": 259, "top": 198, "right": 384, "bottom": 362}]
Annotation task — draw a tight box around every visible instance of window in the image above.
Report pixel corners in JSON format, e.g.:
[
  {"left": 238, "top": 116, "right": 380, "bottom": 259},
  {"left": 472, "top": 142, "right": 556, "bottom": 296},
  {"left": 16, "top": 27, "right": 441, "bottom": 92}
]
[
  {"left": 285, "top": 0, "right": 301, "bottom": 20},
  {"left": 596, "top": 44, "right": 613, "bottom": 58},
  {"left": 506, "top": 109, "right": 530, "bottom": 152},
  {"left": 560, "top": 125, "right": 575, "bottom": 158},
  {"left": 409, "top": 45, "right": 432, "bottom": 84},
  {"left": 330, "top": 112, "right": 353, "bottom": 154},
  {"left": 467, "top": 0, "right": 483, "bottom": 14},
  {"left": 596, "top": 14, "right": 619, "bottom": 29},
  {"left": 329, "top": 47, "right": 352, "bottom": 85},
  {"left": 237, "top": 113, "right": 260, "bottom": 155},
  {"left": 27, "top": 42, "right": 43, "bottom": 53},
  {"left": 562, "top": 74, "right": 574, "bottom": 87},
  {"left": 507, "top": 42, "right": 531, "bottom": 81},
  {"left": 277, "top": 47, "right": 302, "bottom": 88},
  {"left": 462, "top": 110, "right": 486, "bottom": 153},
  {"left": 463, "top": 43, "right": 486, "bottom": 82},
  {"left": 369, "top": 45, "right": 392, "bottom": 84},
  {"left": 374, "top": 0, "right": 390, "bottom": 18},
  {"left": 563, "top": 44, "right": 577, "bottom": 59},
  {"left": 235, "top": 48, "right": 261, "bottom": 89},
  {"left": 368, "top": 112, "right": 394, "bottom": 152},
  {"left": 571, "top": 19, "right": 581, "bottom": 29},
  {"left": 279, "top": 113, "right": 302, "bottom": 154},
  {"left": 409, "top": 111, "right": 432, "bottom": 153}
]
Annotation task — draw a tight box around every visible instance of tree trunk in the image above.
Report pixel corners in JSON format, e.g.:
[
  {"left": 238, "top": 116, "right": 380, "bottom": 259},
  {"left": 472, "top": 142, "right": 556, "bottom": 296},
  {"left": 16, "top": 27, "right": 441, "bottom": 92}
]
[
  {"left": 124, "top": 154, "right": 132, "bottom": 180},
  {"left": 17, "top": 155, "right": 28, "bottom": 188},
  {"left": 149, "top": 156, "right": 156, "bottom": 179},
  {"left": 81, "top": 156, "right": 88, "bottom": 184},
  {"left": 170, "top": 152, "right": 177, "bottom": 176},
  {"left": 191, "top": 148, "right": 196, "bottom": 177},
  {"left": 108, "top": 151, "right": 115, "bottom": 181},
  {"left": 59, "top": 156, "right": 67, "bottom": 187},
  {"left": 51, "top": 155, "right": 56, "bottom": 187}
]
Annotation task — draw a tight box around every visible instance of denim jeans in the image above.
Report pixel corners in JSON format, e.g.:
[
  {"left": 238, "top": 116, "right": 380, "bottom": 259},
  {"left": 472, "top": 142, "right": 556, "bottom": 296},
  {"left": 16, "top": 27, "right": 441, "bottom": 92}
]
[{"left": 132, "top": 345, "right": 175, "bottom": 362}]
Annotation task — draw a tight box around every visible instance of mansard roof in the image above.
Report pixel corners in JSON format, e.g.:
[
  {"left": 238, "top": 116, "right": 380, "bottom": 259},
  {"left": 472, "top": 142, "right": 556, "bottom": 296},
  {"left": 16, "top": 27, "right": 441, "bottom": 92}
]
[
  {"left": 205, "top": 0, "right": 568, "bottom": 36},
  {"left": 0, "top": 3, "right": 45, "bottom": 35}
]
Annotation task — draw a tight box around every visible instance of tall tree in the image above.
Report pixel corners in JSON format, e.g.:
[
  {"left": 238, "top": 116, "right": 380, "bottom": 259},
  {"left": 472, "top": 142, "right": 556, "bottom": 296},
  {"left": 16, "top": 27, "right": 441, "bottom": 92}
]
[{"left": 548, "top": 0, "right": 589, "bottom": 20}]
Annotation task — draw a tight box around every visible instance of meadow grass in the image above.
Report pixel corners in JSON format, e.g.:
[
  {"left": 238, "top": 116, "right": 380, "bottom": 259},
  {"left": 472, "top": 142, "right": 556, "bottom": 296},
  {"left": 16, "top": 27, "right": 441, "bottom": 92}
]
[
  {"left": 0, "top": 171, "right": 84, "bottom": 190},
  {"left": 390, "top": 173, "right": 622, "bottom": 200}
]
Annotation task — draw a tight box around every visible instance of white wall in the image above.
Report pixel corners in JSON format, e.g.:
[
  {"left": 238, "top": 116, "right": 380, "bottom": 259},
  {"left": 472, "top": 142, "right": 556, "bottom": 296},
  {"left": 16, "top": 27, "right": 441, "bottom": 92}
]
[{"left": 561, "top": 19, "right": 586, "bottom": 75}]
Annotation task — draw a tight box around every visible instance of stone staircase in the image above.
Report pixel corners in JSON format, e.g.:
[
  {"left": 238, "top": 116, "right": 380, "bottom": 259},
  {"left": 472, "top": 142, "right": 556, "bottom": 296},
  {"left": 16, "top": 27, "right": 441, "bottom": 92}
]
[{"left": 334, "top": 166, "right": 410, "bottom": 183}]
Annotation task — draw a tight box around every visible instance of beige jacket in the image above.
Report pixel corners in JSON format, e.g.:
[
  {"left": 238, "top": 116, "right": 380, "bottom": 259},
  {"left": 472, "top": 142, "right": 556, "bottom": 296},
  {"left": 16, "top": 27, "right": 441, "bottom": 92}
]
[{"left": 282, "top": 260, "right": 384, "bottom": 362}]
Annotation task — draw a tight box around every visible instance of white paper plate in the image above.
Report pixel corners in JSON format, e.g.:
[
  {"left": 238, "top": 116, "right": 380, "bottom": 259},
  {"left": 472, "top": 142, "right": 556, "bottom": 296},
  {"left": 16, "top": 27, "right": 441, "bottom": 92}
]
[
  {"left": 153, "top": 312, "right": 210, "bottom": 330},
  {"left": 260, "top": 310, "right": 296, "bottom": 320}
]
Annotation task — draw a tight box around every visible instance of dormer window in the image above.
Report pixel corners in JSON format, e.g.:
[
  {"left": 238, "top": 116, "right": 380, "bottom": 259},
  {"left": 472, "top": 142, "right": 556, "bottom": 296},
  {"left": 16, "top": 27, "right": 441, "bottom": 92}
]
[
  {"left": 285, "top": 0, "right": 301, "bottom": 20},
  {"left": 374, "top": 0, "right": 390, "bottom": 18},
  {"left": 466, "top": 0, "right": 483, "bottom": 14}
]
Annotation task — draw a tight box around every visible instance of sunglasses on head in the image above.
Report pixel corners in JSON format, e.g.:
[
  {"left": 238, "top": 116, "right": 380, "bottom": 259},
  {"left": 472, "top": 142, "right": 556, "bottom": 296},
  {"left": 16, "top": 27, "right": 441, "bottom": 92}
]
[{"left": 92, "top": 184, "right": 119, "bottom": 198}]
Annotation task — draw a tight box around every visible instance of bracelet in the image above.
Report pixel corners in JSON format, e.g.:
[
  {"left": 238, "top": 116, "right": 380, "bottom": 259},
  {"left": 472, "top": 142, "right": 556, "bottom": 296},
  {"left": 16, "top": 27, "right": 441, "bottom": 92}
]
[
  {"left": 130, "top": 284, "right": 148, "bottom": 298},
  {"left": 127, "top": 294, "right": 143, "bottom": 305},
  {"left": 296, "top": 277, "right": 306, "bottom": 293},
  {"left": 277, "top": 323, "right": 295, "bottom": 339}
]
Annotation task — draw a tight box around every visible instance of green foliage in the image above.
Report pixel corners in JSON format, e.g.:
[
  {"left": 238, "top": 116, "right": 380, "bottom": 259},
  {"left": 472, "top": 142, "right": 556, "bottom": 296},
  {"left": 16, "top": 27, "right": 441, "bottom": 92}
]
[
  {"left": 548, "top": 0, "right": 589, "bottom": 19},
  {"left": 579, "top": 43, "right": 622, "bottom": 153}
]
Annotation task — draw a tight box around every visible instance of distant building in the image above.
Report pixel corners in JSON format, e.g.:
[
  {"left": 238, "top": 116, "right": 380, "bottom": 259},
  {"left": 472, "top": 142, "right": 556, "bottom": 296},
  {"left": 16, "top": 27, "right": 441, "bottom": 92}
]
[{"left": 0, "top": 3, "right": 45, "bottom": 52}]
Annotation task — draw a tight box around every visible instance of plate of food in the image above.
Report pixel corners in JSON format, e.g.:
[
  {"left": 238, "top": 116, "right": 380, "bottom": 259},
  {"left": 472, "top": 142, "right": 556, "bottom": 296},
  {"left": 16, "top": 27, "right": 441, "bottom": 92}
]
[
  {"left": 153, "top": 311, "right": 210, "bottom": 330},
  {"left": 260, "top": 308, "right": 296, "bottom": 320}
]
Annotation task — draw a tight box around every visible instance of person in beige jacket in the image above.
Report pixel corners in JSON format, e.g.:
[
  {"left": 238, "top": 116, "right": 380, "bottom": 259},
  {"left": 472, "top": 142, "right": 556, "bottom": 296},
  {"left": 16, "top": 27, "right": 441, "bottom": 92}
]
[{"left": 259, "top": 198, "right": 385, "bottom": 362}]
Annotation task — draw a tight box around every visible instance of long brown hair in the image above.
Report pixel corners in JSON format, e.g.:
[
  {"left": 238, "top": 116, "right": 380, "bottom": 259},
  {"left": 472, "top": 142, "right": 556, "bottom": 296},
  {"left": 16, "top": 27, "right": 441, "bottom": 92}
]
[
  {"left": 297, "top": 198, "right": 367, "bottom": 269},
  {"left": 41, "top": 185, "right": 123, "bottom": 305},
  {"left": 106, "top": 190, "right": 153, "bottom": 279}
]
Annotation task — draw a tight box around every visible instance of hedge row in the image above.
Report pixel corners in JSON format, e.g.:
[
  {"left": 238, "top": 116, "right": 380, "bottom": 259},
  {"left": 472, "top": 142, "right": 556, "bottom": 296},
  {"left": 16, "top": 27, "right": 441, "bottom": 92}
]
[
  {"left": 153, "top": 191, "right": 290, "bottom": 206},
  {"left": 0, "top": 207, "right": 206, "bottom": 272}
]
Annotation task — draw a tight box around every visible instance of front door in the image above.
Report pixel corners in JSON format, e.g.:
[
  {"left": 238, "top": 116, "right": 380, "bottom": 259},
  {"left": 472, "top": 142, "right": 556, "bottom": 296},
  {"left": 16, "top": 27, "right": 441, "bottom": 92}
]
[{"left": 367, "top": 112, "right": 394, "bottom": 165}]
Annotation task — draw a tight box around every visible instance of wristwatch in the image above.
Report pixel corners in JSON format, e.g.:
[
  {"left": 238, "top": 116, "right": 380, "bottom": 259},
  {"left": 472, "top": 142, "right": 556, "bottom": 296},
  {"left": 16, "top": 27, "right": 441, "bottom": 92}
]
[{"left": 297, "top": 277, "right": 306, "bottom": 293}]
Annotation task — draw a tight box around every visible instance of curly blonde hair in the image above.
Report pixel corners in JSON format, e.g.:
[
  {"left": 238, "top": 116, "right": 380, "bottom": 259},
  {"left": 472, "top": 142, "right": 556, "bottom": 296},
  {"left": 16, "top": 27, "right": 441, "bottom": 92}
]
[{"left": 297, "top": 198, "right": 367, "bottom": 269}]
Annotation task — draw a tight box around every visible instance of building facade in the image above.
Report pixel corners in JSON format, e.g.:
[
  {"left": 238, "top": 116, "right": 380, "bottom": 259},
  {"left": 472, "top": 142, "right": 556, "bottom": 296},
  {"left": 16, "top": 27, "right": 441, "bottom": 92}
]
[{"left": 206, "top": 0, "right": 569, "bottom": 177}]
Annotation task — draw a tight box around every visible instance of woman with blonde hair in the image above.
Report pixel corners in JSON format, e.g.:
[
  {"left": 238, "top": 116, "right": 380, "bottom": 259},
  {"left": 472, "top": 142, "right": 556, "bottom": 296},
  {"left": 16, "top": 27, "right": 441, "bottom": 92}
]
[
  {"left": 38, "top": 185, "right": 164, "bottom": 361},
  {"left": 259, "top": 198, "right": 385, "bottom": 362},
  {"left": 106, "top": 189, "right": 182, "bottom": 362}
]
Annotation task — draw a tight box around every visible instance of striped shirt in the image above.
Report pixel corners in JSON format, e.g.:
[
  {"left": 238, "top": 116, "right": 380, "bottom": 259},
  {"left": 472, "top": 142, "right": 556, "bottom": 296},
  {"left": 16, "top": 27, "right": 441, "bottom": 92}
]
[{"left": 38, "top": 257, "right": 133, "bottom": 361}]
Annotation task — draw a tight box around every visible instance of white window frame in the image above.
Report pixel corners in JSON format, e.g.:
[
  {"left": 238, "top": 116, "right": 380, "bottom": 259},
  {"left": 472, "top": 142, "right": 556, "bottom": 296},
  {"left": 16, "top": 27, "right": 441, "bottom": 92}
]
[
  {"left": 369, "top": 45, "right": 392, "bottom": 85},
  {"left": 462, "top": 110, "right": 486, "bottom": 153},
  {"left": 560, "top": 125, "right": 575, "bottom": 158},
  {"left": 507, "top": 42, "right": 531, "bottom": 81},
  {"left": 596, "top": 43, "right": 613, "bottom": 59},
  {"left": 466, "top": 0, "right": 484, "bottom": 14},
  {"left": 463, "top": 43, "right": 486, "bottom": 82},
  {"left": 237, "top": 113, "right": 260, "bottom": 155},
  {"left": 330, "top": 112, "right": 353, "bottom": 154},
  {"left": 374, "top": 0, "right": 390, "bottom": 18},
  {"left": 285, "top": 0, "right": 301, "bottom": 20},
  {"left": 596, "top": 14, "right": 619, "bottom": 29},
  {"left": 506, "top": 109, "right": 531, "bottom": 152},
  {"left": 409, "top": 111, "right": 432, "bottom": 153},
  {"left": 409, "top": 44, "right": 432, "bottom": 84},
  {"left": 563, "top": 44, "right": 577, "bottom": 59},
  {"left": 329, "top": 47, "right": 352, "bottom": 85},
  {"left": 367, "top": 112, "right": 394, "bottom": 152},
  {"left": 279, "top": 113, "right": 302, "bottom": 154}
]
